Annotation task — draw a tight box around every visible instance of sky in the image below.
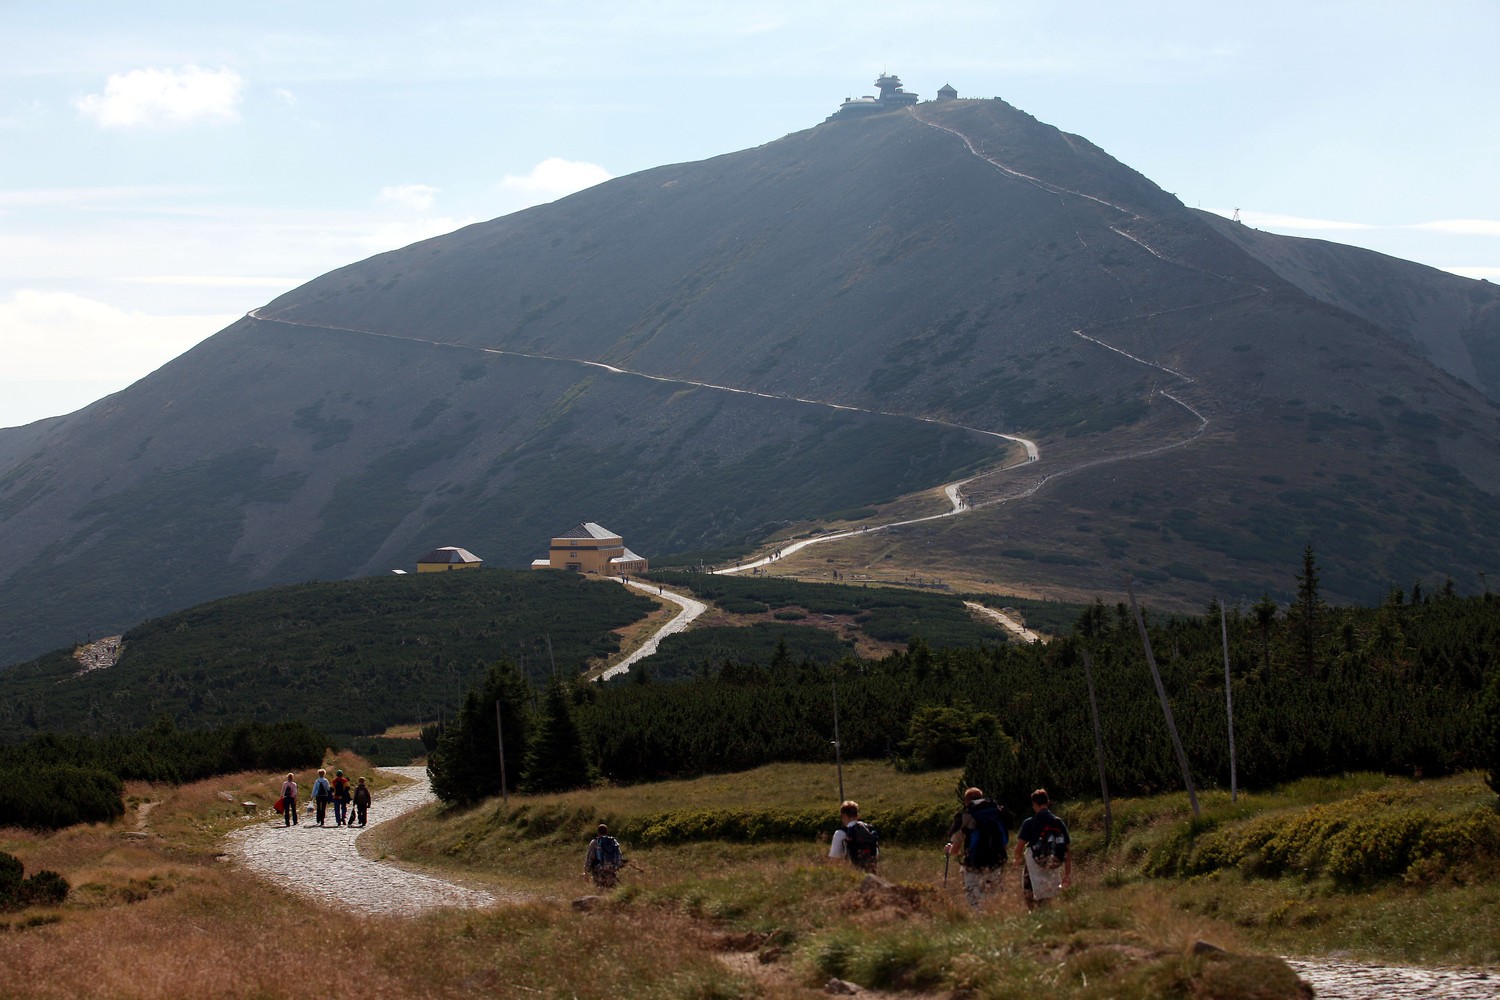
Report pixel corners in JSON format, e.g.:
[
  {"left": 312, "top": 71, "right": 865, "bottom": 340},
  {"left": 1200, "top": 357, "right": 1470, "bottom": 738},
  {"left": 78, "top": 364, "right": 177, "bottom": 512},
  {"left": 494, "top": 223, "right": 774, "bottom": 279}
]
[{"left": 4, "top": 1, "right": 1498, "bottom": 429}]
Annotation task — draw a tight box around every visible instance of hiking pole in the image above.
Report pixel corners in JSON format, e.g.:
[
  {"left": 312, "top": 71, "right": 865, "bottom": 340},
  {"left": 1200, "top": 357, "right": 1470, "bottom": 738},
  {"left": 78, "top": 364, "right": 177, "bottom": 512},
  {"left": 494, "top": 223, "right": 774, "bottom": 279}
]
[{"left": 943, "top": 851, "right": 950, "bottom": 887}]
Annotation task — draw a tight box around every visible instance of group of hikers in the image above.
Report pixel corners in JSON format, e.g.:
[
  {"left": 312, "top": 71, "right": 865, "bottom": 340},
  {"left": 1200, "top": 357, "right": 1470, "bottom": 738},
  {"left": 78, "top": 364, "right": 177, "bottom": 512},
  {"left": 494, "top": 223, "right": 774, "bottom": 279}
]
[
  {"left": 276, "top": 769, "right": 373, "bottom": 828},
  {"left": 581, "top": 785, "right": 1070, "bottom": 911},
  {"left": 828, "top": 787, "right": 1070, "bottom": 910}
]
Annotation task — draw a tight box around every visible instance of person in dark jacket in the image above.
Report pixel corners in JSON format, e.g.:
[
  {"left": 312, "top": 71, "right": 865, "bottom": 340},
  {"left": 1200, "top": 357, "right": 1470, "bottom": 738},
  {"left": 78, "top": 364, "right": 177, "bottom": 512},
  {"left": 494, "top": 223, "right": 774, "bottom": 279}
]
[
  {"left": 945, "top": 787, "right": 1008, "bottom": 911},
  {"left": 352, "top": 777, "right": 372, "bottom": 827},
  {"left": 331, "top": 769, "right": 352, "bottom": 826},
  {"left": 280, "top": 773, "right": 299, "bottom": 827}
]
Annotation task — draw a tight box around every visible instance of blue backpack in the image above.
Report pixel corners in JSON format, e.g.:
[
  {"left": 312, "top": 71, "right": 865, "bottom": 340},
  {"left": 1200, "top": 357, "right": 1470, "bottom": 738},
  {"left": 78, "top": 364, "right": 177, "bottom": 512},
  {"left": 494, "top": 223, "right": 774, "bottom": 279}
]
[
  {"left": 594, "top": 835, "right": 622, "bottom": 868},
  {"left": 964, "top": 799, "right": 1008, "bottom": 869}
]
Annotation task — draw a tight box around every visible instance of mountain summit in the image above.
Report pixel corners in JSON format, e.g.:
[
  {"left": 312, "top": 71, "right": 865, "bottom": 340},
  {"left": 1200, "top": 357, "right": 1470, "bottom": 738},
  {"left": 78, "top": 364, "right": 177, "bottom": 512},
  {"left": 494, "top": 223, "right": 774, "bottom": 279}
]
[{"left": 2, "top": 91, "right": 1497, "bottom": 665}]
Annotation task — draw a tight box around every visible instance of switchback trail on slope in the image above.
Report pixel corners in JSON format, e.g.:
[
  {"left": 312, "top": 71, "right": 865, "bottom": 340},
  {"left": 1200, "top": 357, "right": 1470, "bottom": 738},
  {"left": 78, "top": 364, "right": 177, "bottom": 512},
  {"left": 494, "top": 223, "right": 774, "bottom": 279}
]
[{"left": 228, "top": 765, "right": 499, "bottom": 916}]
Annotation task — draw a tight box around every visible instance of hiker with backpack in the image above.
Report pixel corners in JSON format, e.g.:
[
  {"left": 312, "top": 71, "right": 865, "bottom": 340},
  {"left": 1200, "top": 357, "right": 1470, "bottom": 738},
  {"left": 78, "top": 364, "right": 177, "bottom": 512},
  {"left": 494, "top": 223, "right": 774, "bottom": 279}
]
[
  {"left": 944, "top": 786, "right": 1009, "bottom": 911},
  {"left": 331, "top": 769, "right": 352, "bottom": 827},
  {"left": 280, "top": 773, "right": 299, "bottom": 828},
  {"left": 828, "top": 800, "right": 879, "bottom": 873},
  {"left": 310, "top": 768, "right": 332, "bottom": 826},
  {"left": 351, "top": 777, "right": 372, "bottom": 827},
  {"left": 1015, "top": 788, "right": 1071, "bottom": 910},
  {"left": 584, "top": 823, "right": 624, "bottom": 889}
]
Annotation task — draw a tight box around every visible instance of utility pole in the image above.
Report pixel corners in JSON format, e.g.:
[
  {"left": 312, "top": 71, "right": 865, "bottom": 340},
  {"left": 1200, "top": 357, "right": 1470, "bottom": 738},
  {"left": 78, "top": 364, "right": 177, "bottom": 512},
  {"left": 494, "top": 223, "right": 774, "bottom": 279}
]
[
  {"left": 1080, "top": 649, "right": 1113, "bottom": 849},
  {"left": 1128, "top": 581, "right": 1200, "bottom": 818},
  {"left": 1220, "top": 603, "right": 1238, "bottom": 803},
  {"left": 831, "top": 677, "right": 846, "bottom": 804},
  {"left": 495, "top": 699, "right": 509, "bottom": 810}
]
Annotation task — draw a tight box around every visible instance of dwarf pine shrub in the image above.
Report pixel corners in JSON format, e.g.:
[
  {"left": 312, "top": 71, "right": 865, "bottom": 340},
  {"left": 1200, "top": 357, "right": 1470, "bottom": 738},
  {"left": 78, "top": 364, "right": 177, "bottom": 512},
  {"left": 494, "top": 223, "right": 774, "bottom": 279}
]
[{"left": 0, "top": 851, "right": 69, "bottom": 911}]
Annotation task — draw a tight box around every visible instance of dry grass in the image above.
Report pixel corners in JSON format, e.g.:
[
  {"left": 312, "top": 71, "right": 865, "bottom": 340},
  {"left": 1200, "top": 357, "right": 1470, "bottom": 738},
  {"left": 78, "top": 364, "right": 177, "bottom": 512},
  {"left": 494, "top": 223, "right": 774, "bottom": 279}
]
[{"left": 15, "top": 759, "right": 1481, "bottom": 998}]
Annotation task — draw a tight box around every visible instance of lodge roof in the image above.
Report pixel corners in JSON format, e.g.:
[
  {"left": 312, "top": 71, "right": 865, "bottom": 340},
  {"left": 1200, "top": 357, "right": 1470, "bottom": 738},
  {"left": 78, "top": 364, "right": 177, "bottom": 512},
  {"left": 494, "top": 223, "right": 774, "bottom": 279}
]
[
  {"left": 555, "top": 522, "right": 621, "bottom": 541},
  {"left": 416, "top": 546, "right": 483, "bottom": 565}
]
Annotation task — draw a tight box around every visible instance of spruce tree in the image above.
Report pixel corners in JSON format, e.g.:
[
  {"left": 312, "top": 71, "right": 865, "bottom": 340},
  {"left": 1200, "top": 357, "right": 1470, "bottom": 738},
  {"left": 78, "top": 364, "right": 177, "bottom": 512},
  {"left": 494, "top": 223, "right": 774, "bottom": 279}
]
[
  {"left": 427, "top": 662, "right": 531, "bottom": 805},
  {"left": 1480, "top": 661, "right": 1500, "bottom": 801},
  {"left": 522, "top": 678, "right": 593, "bottom": 793},
  {"left": 1290, "top": 545, "right": 1326, "bottom": 675},
  {"left": 960, "top": 715, "right": 1023, "bottom": 812}
]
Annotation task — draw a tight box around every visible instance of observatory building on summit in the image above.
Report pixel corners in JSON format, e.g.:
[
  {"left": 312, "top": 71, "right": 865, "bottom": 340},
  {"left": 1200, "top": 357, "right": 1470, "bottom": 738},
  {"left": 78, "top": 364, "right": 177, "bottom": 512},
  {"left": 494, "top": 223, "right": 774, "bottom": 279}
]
[{"left": 830, "top": 73, "right": 940, "bottom": 119}]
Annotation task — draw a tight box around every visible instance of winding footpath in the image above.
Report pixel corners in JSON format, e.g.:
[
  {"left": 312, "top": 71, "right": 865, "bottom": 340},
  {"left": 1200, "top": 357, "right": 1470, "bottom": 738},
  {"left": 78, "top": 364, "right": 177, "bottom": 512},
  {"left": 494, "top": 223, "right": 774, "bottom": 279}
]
[
  {"left": 598, "top": 580, "right": 707, "bottom": 680},
  {"left": 223, "top": 777, "right": 1497, "bottom": 995},
  {"left": 227, "top": 766, "right": 494, "bottom": 916}
]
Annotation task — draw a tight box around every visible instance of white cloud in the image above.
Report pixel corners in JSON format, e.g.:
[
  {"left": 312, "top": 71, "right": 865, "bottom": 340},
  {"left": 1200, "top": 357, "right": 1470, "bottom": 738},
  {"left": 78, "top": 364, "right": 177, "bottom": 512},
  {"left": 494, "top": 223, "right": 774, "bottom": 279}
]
[
  {"left": 75, "top": 66, "right": 244, "bottom": 128},
  {"left": 1411, "top": 219, "right": 1500, "bottom": 237},
  {"left": 1447, "top": 266, "right": 1500, "bottom": 281},
  {"left": 1232, "top": 210, "right": 1375, "bottom": 232},
  {"left": 0, "top": 290, "right": 234, "bottom": 380},
  {"left": 378, "top": 184, "right": 441, "bottom": 211},
  {"left": 273, "top": 88, "right": 298, "bottom": 106},
  {"left": 120, "top": 275, "right": 304, "bottom": 288},
  {"left": 498, "top": 158, "right": 611, "bottom": 202}
]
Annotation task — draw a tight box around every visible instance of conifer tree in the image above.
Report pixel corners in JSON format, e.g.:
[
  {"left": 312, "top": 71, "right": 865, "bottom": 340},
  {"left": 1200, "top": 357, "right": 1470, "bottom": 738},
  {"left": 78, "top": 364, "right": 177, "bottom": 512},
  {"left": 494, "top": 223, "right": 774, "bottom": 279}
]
[
  {"left": 427, "top": 662, "right": 531, "bottom": 805},
  {"left": 522, "top": 678, "right": 593, "bottom": 793},
  {"left": 1290, "top": 545, "right": 1326, "bottom": 675},
  {"left": 1480, "top": 661, "right": 1500, "bottom": 800},
  {"left": 960, "top": 715, "right": 1023, "bottom": 812}
]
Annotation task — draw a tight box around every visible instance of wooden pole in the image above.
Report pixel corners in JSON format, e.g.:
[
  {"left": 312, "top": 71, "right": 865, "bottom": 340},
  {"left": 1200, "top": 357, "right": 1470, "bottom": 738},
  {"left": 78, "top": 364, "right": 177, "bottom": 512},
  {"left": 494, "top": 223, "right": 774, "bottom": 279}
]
[
  {"left": 495, "top": 698, "right": 509, "bottom": 810},
  {"left": 1220, "top": 603, "right": 1238, "bottom": 803},
  {"left": 1080, "top": 649, "right": 1113, "bottom": 849},
  {"left": 1128, "top": 581, "right": 1200, "bottom": 818},
  {"left": 832, "top": 677, "right": 846, "bottom": 804}
]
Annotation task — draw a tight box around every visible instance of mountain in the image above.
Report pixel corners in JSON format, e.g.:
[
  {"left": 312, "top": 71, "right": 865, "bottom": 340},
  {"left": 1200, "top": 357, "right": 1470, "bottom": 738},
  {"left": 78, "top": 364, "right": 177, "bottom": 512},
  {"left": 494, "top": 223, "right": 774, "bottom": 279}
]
[{"left": 2, "top": 95, "right": 1498, "bottom": 667}]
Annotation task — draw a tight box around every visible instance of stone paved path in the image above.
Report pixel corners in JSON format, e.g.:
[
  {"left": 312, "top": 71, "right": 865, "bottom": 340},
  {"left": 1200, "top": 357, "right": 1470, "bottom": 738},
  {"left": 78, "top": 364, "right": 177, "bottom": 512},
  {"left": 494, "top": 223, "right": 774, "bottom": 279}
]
[
  {"left": 1286, "top": 958, "right": 1500, "bottom": 998},
  {"left": 228, "top": 766, "right": 494, "bottom": 916}
]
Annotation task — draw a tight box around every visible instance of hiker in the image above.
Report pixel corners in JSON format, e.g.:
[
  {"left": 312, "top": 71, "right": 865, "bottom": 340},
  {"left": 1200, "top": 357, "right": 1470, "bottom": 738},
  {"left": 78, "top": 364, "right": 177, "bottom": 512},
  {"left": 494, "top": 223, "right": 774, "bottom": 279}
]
[
  {"left": 584, "top": 823, "right": 624, "bottom": 889},
  {"left": 828, "top": 800, "right": 879, "bottom": 873},
  {"left": 280, "top": 773, "right": 299, "bottom": 827},
  {"left": 945, "top": 786, "right": 1008, "bottom": 911},
  {"left": 310, "top": 768, "right": 332, "bottom": 826},
  {"left": 1015, "top": 789, "right": 1071, "bottom": 910},
  {"left": 352, "top": 777, "right": 372, "bottom": 827},
  {"left": 331, "top": 769, "right": 352, "bottom": 826}
]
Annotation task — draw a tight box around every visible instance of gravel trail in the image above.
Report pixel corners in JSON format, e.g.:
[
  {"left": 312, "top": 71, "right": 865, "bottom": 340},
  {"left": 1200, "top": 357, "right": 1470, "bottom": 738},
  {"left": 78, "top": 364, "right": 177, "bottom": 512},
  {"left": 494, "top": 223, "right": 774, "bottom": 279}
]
[
  {"left": 1286, "top": 959, "right": 1499, "bottom": 999},
  {"left": 228, "top": 765, "right": 494, "bottom": 916}
]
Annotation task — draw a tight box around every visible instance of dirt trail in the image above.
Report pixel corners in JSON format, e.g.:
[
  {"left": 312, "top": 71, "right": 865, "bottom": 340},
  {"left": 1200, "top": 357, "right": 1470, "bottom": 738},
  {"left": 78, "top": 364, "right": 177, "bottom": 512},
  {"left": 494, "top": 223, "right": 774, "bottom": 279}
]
[
  {"left": 227, "top": 765, "right": 495, "bottom": 916},
  {"left": 1286, "top": 958, "right": 1499, "bottom": 998}
]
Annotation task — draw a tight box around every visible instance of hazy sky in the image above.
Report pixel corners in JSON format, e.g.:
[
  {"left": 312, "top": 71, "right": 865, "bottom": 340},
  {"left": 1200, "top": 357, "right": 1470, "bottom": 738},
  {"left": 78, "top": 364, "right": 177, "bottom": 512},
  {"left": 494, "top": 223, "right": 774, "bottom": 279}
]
[{"left": 4, "top": 1, "right": 1498, "bottom": 428}]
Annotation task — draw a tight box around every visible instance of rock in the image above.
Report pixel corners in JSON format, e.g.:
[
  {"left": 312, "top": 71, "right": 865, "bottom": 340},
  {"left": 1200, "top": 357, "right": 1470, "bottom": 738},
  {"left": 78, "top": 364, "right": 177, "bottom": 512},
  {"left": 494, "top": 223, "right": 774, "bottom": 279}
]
[
  {"left": 217, "top": 791, "right": 236, "bottom": 802},
  {"left": 572, "top": 895, "right": 606, "bottom": 911},
  {"left": 857, "top": 873, "right": 895, "bottom": 893},
  {"left": 824, "top": 979, "right": 861, "bottom": 995},
  {"left": 1192, "top": 940, "right": 1227, "bottom": 956}
]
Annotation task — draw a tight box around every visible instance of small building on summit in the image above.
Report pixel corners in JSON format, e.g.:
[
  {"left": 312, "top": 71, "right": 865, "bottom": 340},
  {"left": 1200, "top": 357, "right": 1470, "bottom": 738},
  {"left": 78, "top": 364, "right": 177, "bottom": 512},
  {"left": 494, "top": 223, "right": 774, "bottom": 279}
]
[
  {"left": 531, "top": 523, "right": 648, "bottom": 576},
  {"left": 416, "top": 546, "right": 484, "bottom": 572},
  {"left": 937, "top": 82, "right": 958, "bottom": 100}
]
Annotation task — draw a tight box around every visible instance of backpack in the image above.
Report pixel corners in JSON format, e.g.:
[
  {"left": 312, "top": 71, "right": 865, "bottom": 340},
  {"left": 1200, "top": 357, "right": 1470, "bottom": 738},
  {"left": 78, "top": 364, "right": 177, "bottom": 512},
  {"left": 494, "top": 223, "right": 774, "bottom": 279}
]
[
  {"left": 844, "top": 820, "right": 879, "bottom": 869},
  {"left": 963, "top": 799, "right": 1008, "bottom": 869},
  {"left": 594, "top": 835, "right": 622, "bottom": 868},
  {"left": 1028, "top": 813, "right": 1068, "bottom": 869}
]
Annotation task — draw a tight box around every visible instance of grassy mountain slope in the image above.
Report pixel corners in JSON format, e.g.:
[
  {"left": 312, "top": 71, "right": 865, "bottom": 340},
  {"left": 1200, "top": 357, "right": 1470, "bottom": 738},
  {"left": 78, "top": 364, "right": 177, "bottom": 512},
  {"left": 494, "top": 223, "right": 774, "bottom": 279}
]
[{"left": 1, "top": 98, "right": 1498, "bottom": 664}]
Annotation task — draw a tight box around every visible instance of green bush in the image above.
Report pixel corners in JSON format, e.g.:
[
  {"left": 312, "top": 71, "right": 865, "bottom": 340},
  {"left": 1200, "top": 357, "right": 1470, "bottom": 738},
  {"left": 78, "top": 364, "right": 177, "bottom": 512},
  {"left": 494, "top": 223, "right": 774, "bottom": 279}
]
[
  {"left": 1158, "top": 791, "right": 1500, "bottom": 886},
  {"left": 0, "top": 851, "right": 69, "bottom": 910},
  {"left": 0, "top": 765, "right": 124, "bottom": 829}
]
